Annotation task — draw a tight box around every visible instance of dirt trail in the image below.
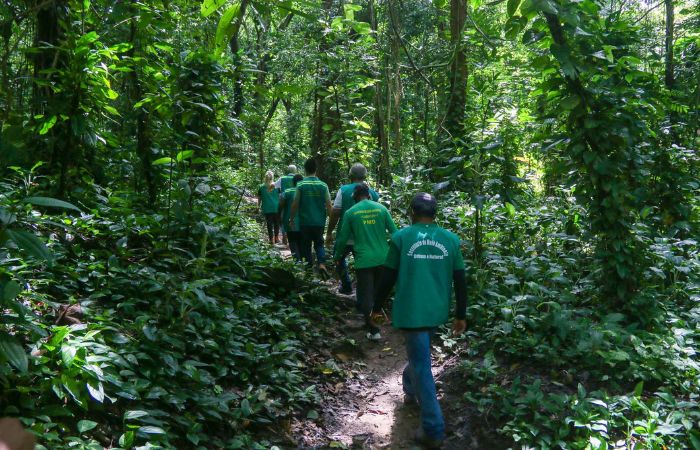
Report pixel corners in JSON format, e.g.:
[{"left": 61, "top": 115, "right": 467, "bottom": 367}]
[
  {"left": 295, "top": 293, "right": 478, "bottom": 450},
  {"left": 272, "top": 244, "right": 479, "bottom": 449}
]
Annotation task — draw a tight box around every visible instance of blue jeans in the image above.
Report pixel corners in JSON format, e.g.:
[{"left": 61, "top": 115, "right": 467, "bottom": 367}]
[
  {"left": 335, "top": 244, "right": 354, "bottom": 291},
  {"left": 300, "top": 226, "right": 326, "bottom": 267},
  {"left": 402, "top": 330, "right": 445, "bottom": 440}
]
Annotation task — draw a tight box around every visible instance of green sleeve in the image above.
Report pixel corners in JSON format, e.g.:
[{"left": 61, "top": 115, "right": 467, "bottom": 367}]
[
  {"left": 334, "top": 214, "right": 353, "bottom": 260},
  {"left": 384, "top": 235, "right": 401, "bottom": 269},
  {"left": 385, "top": 210, "right": 398, "bottom": 235},
  {"left": 453, "top": 236, "right": 465, "bottom": 270}
]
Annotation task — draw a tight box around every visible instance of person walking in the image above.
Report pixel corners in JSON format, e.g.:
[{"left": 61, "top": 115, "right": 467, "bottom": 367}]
[
  {"left": 279, "top": 174, "right": 304, "bottom": 261},
  {"left": 257, "top": 170, "right": 281, "bottom": 245},
  {"left": 370, "top": 193, "right": 467, "bottom": 449},
  {"left": 290, "top": 158, "right": 332, "bottom": 274},
  {"left": 333, "top": 184, "right": 397, "bottom": 340},
  {"left": 326, "top": 163, "right": 380, "bottom": 294},
  {"left": 275, "top": 164, "right": 298, "bottom": 245}
]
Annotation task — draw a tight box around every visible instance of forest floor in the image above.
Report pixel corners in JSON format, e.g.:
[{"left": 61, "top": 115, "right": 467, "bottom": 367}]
[{"left": 270, "top": 245, "right": 491, "bottom": 450}]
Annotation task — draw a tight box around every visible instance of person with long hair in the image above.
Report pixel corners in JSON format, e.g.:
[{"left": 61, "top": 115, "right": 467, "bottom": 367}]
[{"left": 258, "top": 170, "right": 281, "bottom": 244}]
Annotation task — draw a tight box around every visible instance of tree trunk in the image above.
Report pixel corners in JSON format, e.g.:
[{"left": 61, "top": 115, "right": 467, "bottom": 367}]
[
  {"left": 128, "top": 2, "right": 157, "bottom": 206},
  {"left": 442, "top": 0, "right": 468, "bottom": 146},
  {"left": 309, "top": 0, "right": 341, "bottom": 188},
  {"left": 388, "top": 0, "right": 402, "bottom": 179},
  {"left": 369, "top": 0, "right": 389, "bottom": 185},
  {"left": 229, "top": 0, "right": 250, "bottom": 119},
  {"left": 664, "top": 0, "right": 674, "bottom": 89}
]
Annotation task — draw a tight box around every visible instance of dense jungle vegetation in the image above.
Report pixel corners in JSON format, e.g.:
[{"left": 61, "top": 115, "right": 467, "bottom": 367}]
[{"left": 1, "top": 0, "right": 699, "bottom": 448}]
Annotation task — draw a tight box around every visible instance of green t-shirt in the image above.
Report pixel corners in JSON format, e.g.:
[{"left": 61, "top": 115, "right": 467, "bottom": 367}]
[
  {"left": 385, "top": 223, "right": 465, "bottom": 329},
  {"left": 295, "top": 176, "right": 330, "bottom": 227},
  {"left": 281, "top": 188, "right": 300, "bottom": 232},
  {"left": 334, "top": 200, "right": 397, "bottom": 269},
  {"left": 280, "top": 174, "right": 295, "bottom": 192},
  {"left": 258, "top": 184, "right": 280, "bottom": 214},
  {"left": 336, "top": 182, "right": 380, "bottom": 233}
]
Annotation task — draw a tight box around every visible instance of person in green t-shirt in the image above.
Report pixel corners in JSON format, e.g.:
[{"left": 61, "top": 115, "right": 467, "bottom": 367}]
[
  {"left": 290, "top": 158, "right": 332, "bottom": 273},
  {"left": 275, "top": 164, "right": 298, "bottom": 245},
  {"left": 326, "top": 163, "right": 380, "bottom": 295},
  {"left": 370, "top": 193, "right": 467, "bottom": 449},
  {"left": 257, "top": 170, "right": 281, "bottom": 245},
  {"left": 279, "top": 174, "right": 304, "bottom": 261},
  {"left": 334, "top": 183, "right": 396, "bottom": 339}
]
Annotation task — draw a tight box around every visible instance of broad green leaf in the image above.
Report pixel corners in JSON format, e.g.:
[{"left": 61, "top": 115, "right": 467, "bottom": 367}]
[
  {"left": 77, "top": 420, "right": 98, "bottom": 433},
  {"left": 152, "top": 157, "right": 174, "bottom": 165},
  {"left": 201, "top": 0, "right": 228, "bottom": 17},
  {"left": 124, "top": 410, "right": 149, "bottom": 420},
  {"left": 87, "top": 381, "right": 105, "bottom": 403},
  {"left": 177, "top": 150, "right": 194, "bottom": 162},
  {"left": 119, "top": 431, "right": 135, "bottom": 448},
  {"left": 5, "top": 229, "right": 53, "bottom": 265},
  {"left": 215, "top": 3, "right": 242, "bottom": 51},
  {"left": 507, "top": 0, "right": 522, "bottom": 16},
  {"left": 352, "top": 21, "right": 371, "bottom": 35},
  {"left": 139, "top": 426, "right": 166, "bottom": 435},
  {"left": 2, "top": 280, "right": 21, "bottom": 302},
  {"left": 0, "top": 333, "right": 28, "bottom": 373},
  {"left": 343, "top": 3, "right": 361, "bottom": 20},
  {"left": 39, "top": 116, "right": 57, "bottom": 135},
  {"left": 560, "top": 96, "right": 580, "bottom": 110},
  {"left": 24, "top": 196, "right": 81, "bottom": 212}
]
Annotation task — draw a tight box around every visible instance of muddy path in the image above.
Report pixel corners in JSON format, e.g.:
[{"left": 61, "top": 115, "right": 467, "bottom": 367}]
[
  {"left": 290, "top": 291, "right": 480, "bottom": 449},
  {"left": 270, "top": 245, "right": 488, "bottom": 449}
]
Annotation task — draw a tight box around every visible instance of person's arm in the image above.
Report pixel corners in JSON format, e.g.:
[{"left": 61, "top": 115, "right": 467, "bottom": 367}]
[
  {"left": 326, "top": 209, "right": 341, "bottom": 244},
  {"left": 289, "top": 189, "right": 300, "bottom": 229},
  {"left": 334, "top": 215, "right": 352, "bottom": 260},
  {"left": 385, "top": 210, "right": 398, "bottom": 235},
  {"left": 0, "top": 418, "right": 35, "bottom": 450},
  {"left": 256, "top": 186, "right": 262, "bottom": 209},
  {"left": 325, "top": 188, "right": 333, "bottom": 220},
  {"left": 279, "top": 195, "right": 287, "bottom": 223}
]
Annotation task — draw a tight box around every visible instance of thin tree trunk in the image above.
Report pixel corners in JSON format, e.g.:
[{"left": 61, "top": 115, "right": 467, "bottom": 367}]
[
  {"left": 128, "top": 2, "right": 156, "bottom": 206},
  {"left": 369, "top": 0, "right": 389, "bottom": 185},
  {"left": 664, "top": 0, "right": 674, "bottom": 89},
  {"left": 388, "top": 0, "right": 402, "bottom": 178},
  {"left": 442, "top": 0, "right": 468, "bottom": 146}
]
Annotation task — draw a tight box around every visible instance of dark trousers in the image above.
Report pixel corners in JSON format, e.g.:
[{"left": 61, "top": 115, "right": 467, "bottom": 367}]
[
  {"left": 264, "top": 213, "right": 280, "bottom": 242},
  {"left": 300, "top": 226, "right": 326, "bottom": 267},
  {"left": 287, "top": 231, "right": 301, "bottom": 262},
  {"left": 356, "top": 266, "right": 383, "bottom": 318},
  {"left": 335, "top": 244, "right": 354, "bottom": 291}
]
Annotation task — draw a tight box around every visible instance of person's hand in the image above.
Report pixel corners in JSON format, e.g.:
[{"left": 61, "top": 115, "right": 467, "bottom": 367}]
[
  {"left": 452, "top": 319, "right": 467, "bottom": 336},
  {"left": 0, "top": 418, "right": 35, "bottom": 450}
]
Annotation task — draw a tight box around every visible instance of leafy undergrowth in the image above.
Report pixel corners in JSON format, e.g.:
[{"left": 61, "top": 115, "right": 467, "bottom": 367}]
[
  {"left": 1, "top": 181, "right": 339, "bottom": 449},
  {"left": 438, "top": 195, "right": 700, "bottom": 450}
]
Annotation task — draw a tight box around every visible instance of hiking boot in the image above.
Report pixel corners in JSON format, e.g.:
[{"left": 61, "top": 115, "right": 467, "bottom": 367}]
[
  {"left": 415, "top": 428, "right": 444, "bottom": 449},
  {"left": 366, "top": 331, "right": 381, "bottom": 341},
  {"left": 338, "top": 285, "right": 353, "bottom": 295},
  {"left": 404, "top": 394, "right": 417, "bottom": 406}
]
